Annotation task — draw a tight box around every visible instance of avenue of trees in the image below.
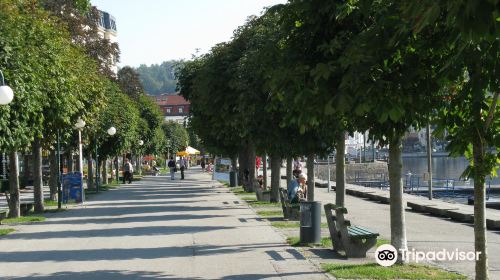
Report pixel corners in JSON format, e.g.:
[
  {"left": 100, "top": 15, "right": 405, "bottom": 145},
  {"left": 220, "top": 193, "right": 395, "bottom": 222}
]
[
  {"left": 0, "top": 1, "right": 180, "bottom": 219},
  {"left": 177, "top": 1, "right": 498, "bottom": 279}
]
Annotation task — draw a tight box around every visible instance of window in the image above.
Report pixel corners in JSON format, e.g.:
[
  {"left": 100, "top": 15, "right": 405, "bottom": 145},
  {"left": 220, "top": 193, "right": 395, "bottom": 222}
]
[
  {"left": 178, "top": 107, "right": 183, "bottom": 113},
  {"left": 166, "top": 107, "right": 171, "bottom": 113}
]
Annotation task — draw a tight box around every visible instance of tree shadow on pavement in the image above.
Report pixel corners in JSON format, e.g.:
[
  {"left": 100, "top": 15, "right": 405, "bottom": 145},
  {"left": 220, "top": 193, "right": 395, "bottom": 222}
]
[
  {"left": 1, "top": 224, "right": 235, "bottom": 240},
  {"left": 40, "top": 213, "right": 229, "bottom": 226},
  {"left": 6, "top": 270, "right": 198, "bottom": 279},
  {"left": 0, "top": 242, "right": 289, "bottom": 263}
]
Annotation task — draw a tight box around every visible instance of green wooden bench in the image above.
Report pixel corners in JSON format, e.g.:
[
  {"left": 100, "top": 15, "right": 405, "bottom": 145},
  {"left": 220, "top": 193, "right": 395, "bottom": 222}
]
[
  {"left": 324, "top": 203, "right": 379, "bottom": 257},
  {"left": 4, "top": 192, "right": 34, "bottom": 216},
  {"left": 278, "top": 188, "right": 300, "bottom": 221}
]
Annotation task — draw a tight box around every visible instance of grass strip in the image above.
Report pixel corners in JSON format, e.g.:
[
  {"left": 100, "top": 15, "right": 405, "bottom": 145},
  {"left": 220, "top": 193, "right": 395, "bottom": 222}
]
[
  {"left": 0, "top": 228, "right": 15, "bottom": 236},
  {"left": 270, "top": 221, "right": 328, "bottom": 228},
  {"left": 321, "top": 263, "right": 466, "bottom": 279},
  {"left": 287, "top": 236, "right": 389, "bottom": 249},
  {"left": 377, "top": 239, "right": 390, "bottom": 247},
  {"left": 248, "top": 201, "right": 281, "bottom": 207},
  {"left": 44, "top": 200, "right": 77, "bottom": 207},
  {"left": 229, "top": 186, "right": 247, "bottom": 195},
  {"left": 256, "top": 210, "right": 283, "bottom": 217},
  {"left": 2, "top": 216, "right": 46, "bottom": 224},
  {"left": 287, "top": 236, "right": 333, "bottom": 248}
]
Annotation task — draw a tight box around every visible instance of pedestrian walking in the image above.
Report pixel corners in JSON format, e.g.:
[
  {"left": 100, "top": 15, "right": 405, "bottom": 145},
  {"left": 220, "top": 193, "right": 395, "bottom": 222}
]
[
  {"left": 201, "top": 159, "right": 206, "bottom": 171},
  {"left": 179, "top": 157, "right": 186, "bottom": 180},
  {"left": 123, "top": 158, "right": 133, "bottom": 184},
  {"left": 168, "top": 157, "right": 176, "bottom": 180}
]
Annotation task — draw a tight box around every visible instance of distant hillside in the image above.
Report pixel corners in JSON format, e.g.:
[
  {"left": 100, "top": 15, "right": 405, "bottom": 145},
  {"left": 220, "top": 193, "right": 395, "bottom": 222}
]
[{"left": 135, "top": 60, "right": 183, "bottom": 95}]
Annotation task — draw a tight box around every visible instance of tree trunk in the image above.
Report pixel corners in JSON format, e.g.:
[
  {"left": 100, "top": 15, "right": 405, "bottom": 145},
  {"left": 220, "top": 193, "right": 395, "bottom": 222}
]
[
  {"left": 87, "top": 153, "right": 94, "bottom": 190},
  {"left": 306, "top": 153, "right": 315, "bottom": 201},
  {"left": 238, "top": 148, "right": 247, "bottom": 186},
  {"left": 231, "top": 156, "right": 237, "bottom": 185},
  {"left": 67, "top": 150, "right": 73, "bottom": 173},
  {"left": 336, "top": 132, "right": 346, "bottom": 207},
  {"left": 389, "top": 136, "right": 408, "bottom": 264},
  {"left": 262, "top": 154, "right": 268, "bottom": 189},
  {"left": 473, "top": 132, "right": 488, "bottom": 280},
  {"left": 23, "top": 154, "right": 29, "bottom": 188},
  {"left": 49, "top": 150, "right": 58, "bottom": 201},
  {"left": 115, "top": 156, "right": 119, "bottom": 183},
  {"left": 247, "top": 141, "right": 256, "bottom": 192},
  {"left": 286, "top": 156, "right": 293, "bottom": 186},
  {"left": 8, "top": 151, "right": 20, "bottom": 218},
  {"left": 33, "top": 138, "right": 44, "bottom": 213},
  {"left": 102, "top": 157, "right": 108, "bottom": 185},
  {"left": 270, "top": 155, "right": 281, "bottom": 202}
]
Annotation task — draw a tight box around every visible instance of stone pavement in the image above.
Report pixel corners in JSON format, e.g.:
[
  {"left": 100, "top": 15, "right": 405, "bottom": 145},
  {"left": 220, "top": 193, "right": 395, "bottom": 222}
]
[{"left": 0, "top": 168, "right": 330, "bottom": 280}]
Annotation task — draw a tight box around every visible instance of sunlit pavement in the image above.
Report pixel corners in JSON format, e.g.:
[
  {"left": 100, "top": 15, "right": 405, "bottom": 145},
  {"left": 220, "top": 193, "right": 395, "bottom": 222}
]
[{"left": 0, "top": 167, "right": 329, "bottom": 280}]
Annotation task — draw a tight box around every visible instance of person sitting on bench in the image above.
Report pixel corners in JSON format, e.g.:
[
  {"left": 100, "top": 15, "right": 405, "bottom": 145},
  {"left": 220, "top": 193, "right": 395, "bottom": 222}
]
[{"left": 287, "top": 173, "right": 307, "bottom": 203}]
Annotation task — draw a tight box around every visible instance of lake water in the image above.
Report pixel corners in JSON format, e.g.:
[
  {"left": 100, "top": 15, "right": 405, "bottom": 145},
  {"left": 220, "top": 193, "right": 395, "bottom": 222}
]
[{"left": 402, "top": 156, "right": 500, "bottom": 185}]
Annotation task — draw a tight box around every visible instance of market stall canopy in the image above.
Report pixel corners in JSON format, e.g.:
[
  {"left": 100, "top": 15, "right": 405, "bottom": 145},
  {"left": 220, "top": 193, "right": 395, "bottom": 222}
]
[
  {"left": 176, "top": 151, "right": 189, "bottom": 156},
  {"left": 185, "top": 146, "right": 200, "bottom": 155},
  {"left": 144, "top": 155, "right": 155, "bottom": 161}
]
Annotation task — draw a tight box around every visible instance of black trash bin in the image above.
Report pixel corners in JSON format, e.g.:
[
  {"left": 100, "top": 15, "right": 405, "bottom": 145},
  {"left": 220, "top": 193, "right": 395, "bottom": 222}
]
[
  {"left": 300, "top": 201, "right": 322, "bottom": 244},
  {"left": 229, "top": 171, "right": 237, "bottom": 187}
]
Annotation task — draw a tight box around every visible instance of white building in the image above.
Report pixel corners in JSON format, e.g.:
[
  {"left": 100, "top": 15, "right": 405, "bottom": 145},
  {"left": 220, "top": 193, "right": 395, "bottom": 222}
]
[{"left": 96, "top": 10, "right": 118, "bottom": 74}]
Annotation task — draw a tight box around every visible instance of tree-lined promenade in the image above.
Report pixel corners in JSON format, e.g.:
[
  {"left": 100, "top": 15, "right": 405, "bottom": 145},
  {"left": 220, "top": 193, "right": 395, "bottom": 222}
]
[
  {"left": 0, "top": 0, "right": 498, "bottom": 279},
  {"left": 0, "top": 1, "right": 192, "bottom": 221},
  {"left": 176, "top": 1, "right": 498, "bottom": 279}
]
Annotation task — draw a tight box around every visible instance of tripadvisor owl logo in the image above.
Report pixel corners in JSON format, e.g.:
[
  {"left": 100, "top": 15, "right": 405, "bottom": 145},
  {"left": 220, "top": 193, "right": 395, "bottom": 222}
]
[{"left": 375, "top": 244, "right": 398, "bottom": 267}]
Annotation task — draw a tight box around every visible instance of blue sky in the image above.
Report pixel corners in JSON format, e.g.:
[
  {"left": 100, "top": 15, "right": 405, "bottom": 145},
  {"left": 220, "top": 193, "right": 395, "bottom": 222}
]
[{"left": 91, "top": 0, "right": 286, "bottom": 67}]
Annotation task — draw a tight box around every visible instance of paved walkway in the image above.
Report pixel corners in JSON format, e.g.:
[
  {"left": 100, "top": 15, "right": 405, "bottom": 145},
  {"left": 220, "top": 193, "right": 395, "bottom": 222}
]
[{"left": 0, "top": 168, "right": 329, "bottom": 279}]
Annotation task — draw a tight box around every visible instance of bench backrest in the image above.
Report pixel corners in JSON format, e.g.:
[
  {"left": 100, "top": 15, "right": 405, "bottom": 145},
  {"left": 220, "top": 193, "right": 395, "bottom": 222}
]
[
  {"left": 324, "top": 203, "right": 351, "bottom": 228},
  {"left": 280, "top": 188, "right": 295, "bottom": 208}
]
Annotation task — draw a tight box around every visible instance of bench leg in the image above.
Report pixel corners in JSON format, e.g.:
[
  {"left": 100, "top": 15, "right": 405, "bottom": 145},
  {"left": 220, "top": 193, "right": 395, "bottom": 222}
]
[
  {"left": 281, "top": 204, "right": 289, "bottom": 219},
  {"left": 344, "top": 237, "right": 377, "bottom": 258}
]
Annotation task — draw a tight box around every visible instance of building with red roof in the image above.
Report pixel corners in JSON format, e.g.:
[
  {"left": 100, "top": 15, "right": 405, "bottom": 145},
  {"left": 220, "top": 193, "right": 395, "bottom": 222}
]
[{"left": 150, "top": 93, "right": 190, "bottom": 124}]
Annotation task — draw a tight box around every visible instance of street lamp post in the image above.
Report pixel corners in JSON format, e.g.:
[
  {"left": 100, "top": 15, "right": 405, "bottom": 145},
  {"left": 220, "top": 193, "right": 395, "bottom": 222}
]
[
  {"left": 106, "top": 126, "right": 117, "bottom": 183},
  {"left": 138, "top": 140, "right": 144, "bottom": 176},
  {"left": 57, "top": 130, "right": 62, "bottom": 209},
  {"left": 74, "top": 118, "right": 86, "bottom": 176},
  {"left": 0, "top": 70, "right": 14, "bottom": 105}
]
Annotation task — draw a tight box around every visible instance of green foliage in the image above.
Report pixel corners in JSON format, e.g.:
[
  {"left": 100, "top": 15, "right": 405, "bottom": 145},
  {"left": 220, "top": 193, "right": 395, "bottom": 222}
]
[
  {"left": 321, "top": 263, "right": 466, "bottom": 280},
  {"left": 118, "top": 66, "right": 145, "bottom": 100},
  {"left": 0, "top": 228, "right": 15, "bottom": 236},
  {"left": 136, "top": 61, "right": 181, "bottom": 95},
  {"left": 402, "top": 0, "right": 499, "bottom": 182},
  {"left": 42, "top": 0, "right": 120, "bottom": 79},
  {"left": 95, "top": 82, "right": 140, "bottom": 159},
  {"left": 162, "top": 121, "right": 189, "bottom": 154}
]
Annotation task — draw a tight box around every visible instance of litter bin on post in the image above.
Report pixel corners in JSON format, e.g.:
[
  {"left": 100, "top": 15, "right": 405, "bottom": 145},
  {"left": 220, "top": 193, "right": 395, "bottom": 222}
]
[
  {"left": 229, "top": 170, "right": 237, "bottom": 187},
  {"left": 300, "top": 201, "right": 322, "bottom": 244}
]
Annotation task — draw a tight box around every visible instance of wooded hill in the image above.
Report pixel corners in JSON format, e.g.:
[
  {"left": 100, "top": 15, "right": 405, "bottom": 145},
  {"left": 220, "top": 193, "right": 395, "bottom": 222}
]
[{"left": 135, "top": 60, "right": 182, "bottom": 95}]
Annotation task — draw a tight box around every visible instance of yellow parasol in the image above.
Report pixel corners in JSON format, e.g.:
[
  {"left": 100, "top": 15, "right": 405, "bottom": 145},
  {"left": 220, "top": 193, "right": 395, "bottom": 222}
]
[{"left": 176, "top": 151, "right": 189, "bottom": 156}]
